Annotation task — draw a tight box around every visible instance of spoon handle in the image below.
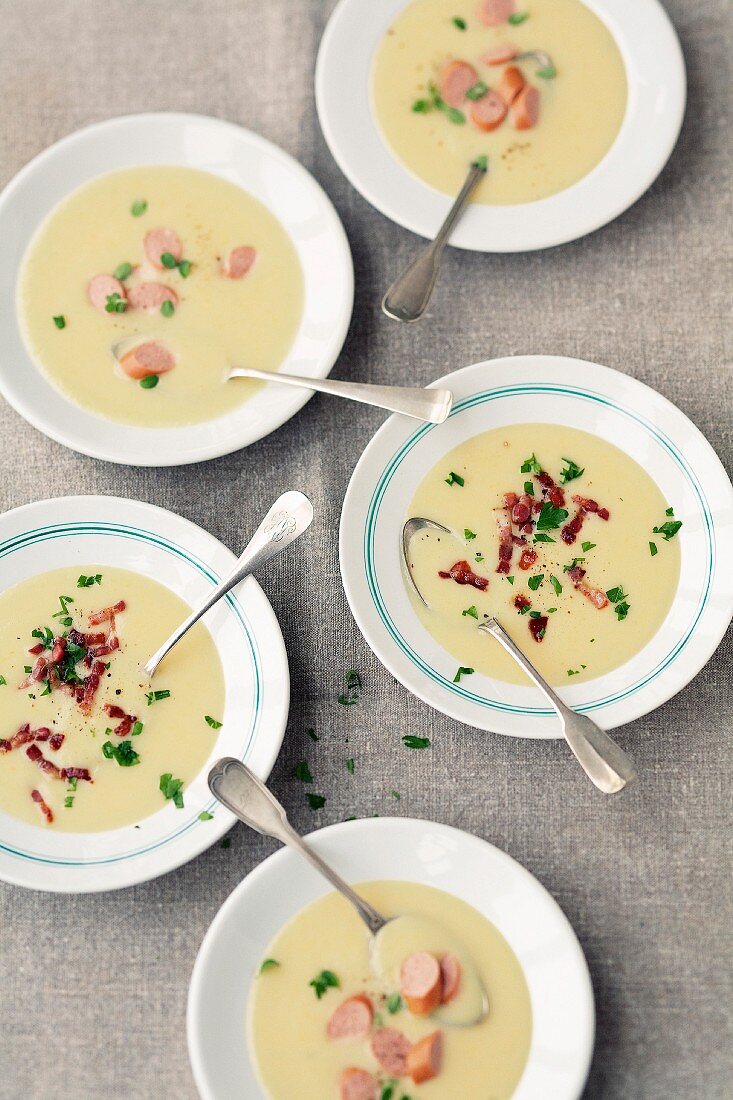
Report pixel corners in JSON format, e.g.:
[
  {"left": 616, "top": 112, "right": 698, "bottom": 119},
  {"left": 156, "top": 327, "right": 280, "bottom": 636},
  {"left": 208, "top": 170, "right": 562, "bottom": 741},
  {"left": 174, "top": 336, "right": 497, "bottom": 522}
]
[
  {"left": 143, "top": 490, "right": 313, "bottom": 678},
  {"left": 209, "top": 758, "right": 388, "bottom": 935},
  {"left": 479, "top": 618, "right": 638, "bottom": 794},
  {"left": 230, "top": 367, "right": 452, "bottom": 424},
  {"left": 382, "top": 161, "right": 485, "bottom": 323}
]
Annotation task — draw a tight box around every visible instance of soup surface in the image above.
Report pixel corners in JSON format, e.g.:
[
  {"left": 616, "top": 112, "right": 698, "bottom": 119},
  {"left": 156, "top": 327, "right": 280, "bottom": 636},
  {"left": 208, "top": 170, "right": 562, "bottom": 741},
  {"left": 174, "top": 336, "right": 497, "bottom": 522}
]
[
  {"left": 0, "top": 566, "right": 224, "bottom": 831},
  {"left": 407, "top": 424, "right": 681, "bottom": 686},
  {"left": 371, "top": 0, "right": 627, "bottom": 204},
  {"left": 18, "top": 166, "right": 304, "bottom": 426},
  {"left": 248, "top": 880, "right": 532, "bottom": 1098}
]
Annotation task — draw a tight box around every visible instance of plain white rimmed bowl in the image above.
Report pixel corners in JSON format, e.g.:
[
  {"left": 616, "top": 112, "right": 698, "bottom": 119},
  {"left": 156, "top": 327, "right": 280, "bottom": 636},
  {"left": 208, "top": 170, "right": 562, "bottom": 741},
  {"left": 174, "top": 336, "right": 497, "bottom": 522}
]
[
  {"left": 187, "top": 817, "right": 595, "bottom": 1100},
  {"left": 0, "top": 112, "right": 353, "bottom": 465},
  {"left": 339, "top": 355, "right": 733, "bottom": 738},
  {"left": 0, "top": 495, "right": 290, "bottom": 892},
  {"left": 316, "top": 0, "right": 686, "bottom": 251}
]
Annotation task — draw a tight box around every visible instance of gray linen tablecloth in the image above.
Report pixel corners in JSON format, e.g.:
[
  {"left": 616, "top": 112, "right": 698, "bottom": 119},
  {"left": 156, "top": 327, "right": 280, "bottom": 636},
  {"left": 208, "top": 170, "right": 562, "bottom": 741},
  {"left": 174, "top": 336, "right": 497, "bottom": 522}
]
[{"left": 0, "top": 2, "right": 731, "bottom": 1097}]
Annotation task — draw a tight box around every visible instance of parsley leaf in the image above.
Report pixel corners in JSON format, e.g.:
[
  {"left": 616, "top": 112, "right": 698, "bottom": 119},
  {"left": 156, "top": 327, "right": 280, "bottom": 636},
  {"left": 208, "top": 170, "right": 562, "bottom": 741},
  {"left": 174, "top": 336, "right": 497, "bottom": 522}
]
[
  {"left": 346, "top": 758, "right": 355, "bottom": 774},
  {"left": 452, "top": 16, "right": 467, "bottom": 29},
  {"left": 520, "top": 453, "right": 542, "bottom": 475},
  {"left": 464, "top": 528, "right": 477, "bottom": 541},
  {"left": 306, "top": 793, "right": 326, "bottom": 810},
  {"left": 466, "top": 81, "right": 488, "bottom": 101},
  {"left": 652, "top": 520, "right": 682, "bottom": 541},
  {"left": 102, "top": 740, "right": 140, "bottom": 767},
  {"left": 462, "top": 604, "right": 478, "bottom": 618},
  {"left": 528, "top": 574, "right": 544, "bottom": 591},
  {"left": 649, "top": 541, "right": 658, "bottom": 556},
  {"left": 444, "top": 471, "right": 465, "bottom": 487},
  {"left": 559, "top": 457, "right": 584, "bottom": 484},
  {"left": 614, "top": 601, "right": 631, "bottom": 621},
  {"left": 198, "top": 811, "right": 214, "bottom": 821},
  {"left": 159, "top": 772, "right": 184, "bottom": 808},
  {"left": 581, "top": 541, "right": 596, "bottom": 552},
  {"left": 549, "top": 575, "right": 563, "bottom": 596},
  {"left": 204, "top": 715, "right": 223, "bottom": 729},
  {"left": 130, "top": 199, "right": 148, "bottom": 217},
  {"left": 605, "top": 586, "right": 627, "bottom": 604},
  {"left": 386, "top": 992, "right": 403, "bottom": 1014},
  {"left": 453, "top": 666, "right": 474, "bottom": 683},
  {"left": 536, "top": 501, "right": 569, "bottom": 531},
  {"left": 259, "top": 958, "right": 280, "bottom": 974},
  {"left": 294, "top": 760, "right": 313, "bottom": 783},
  {"left": 77, "top": 573, "right": 102, "bottom": 587},
  {"left": 309, "top": 969, "right": 339, "bottom": 999},
  {"left": 402, "top": 735, "right": 431, "bottom": 749},
  {"left": 53, "top": 314, "right": 66, "bottom": 329},
  {"left": 146, "top": 689, "right": 171, "bottom": 705}
]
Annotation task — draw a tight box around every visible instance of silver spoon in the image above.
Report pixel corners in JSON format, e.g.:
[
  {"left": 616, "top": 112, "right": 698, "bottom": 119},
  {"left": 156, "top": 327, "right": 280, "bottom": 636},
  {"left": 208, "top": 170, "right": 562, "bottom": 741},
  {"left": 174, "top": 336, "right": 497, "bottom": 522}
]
[
  {"left": 142, "top": 490, "right": 313, "bottom": 679},
  {"left": 402, "top": 517, "right": 637, "bottom": 794},
  {"left": 208, "top": 757, "right": 489, "bottom": 1024},
  {"left": 228, "top": 365, "right": 453, "bottom": 424},
  {"left": 382, "top": 159, "right": 487, "bottom": 323}
]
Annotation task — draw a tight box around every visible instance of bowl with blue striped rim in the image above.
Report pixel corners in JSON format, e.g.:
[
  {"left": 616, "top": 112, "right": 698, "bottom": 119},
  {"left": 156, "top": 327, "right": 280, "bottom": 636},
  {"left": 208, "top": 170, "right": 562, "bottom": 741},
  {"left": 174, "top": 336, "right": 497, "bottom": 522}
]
[
  {"left": 0, "top": 494, "right": 289, "bottom": 892},
  {"left": 339, "top": 356, "right": 733, "bottom": 738}
]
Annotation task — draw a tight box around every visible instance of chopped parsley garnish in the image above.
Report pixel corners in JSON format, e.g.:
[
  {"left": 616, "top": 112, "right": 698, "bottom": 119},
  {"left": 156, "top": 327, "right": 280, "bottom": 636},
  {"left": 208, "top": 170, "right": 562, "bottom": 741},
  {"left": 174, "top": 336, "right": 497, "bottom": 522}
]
[
  {"left": 160, "top": 251, "right": 177, "bottom": 269},
  {"left": 198, "top": 810, "right": 214, "bottom": 821},
  {"left": 464, "top": 528, "right": 477, "bottom": 541},
  {"left": 160, "top": 772, "right": 184, "bottom": 808},
  {"left": 40, "top": 679, "right": 51, "bottom": 697},
  {"left": 103, "top": 740, "right": 140, "bottom": 767},
  {"left": 306, "top": 793, "right": 326, "bottom": 810},
  {"left": 380, "top": 1086, "right": 395, "bottom": 1100},
  {"left": 386, "top": 993, "right": 403, "bottom": 1014},
  {"left": 146, "top": 689, "right": 171, "bottom": 705},
  {"left": 559, "top": 457, "right": 584, "bottom": 484},
  {"left": 466, "top": 81, "right": 488, "bottom": 101},
  {"left": 532, "top": 533, "right": 556, "bottom": 544},
  {"left": 402, "top": 735, "right": 431, "bottom": 749},
  {"left": 528, "top": 574, "right": 544, "bottom": 591},
  {"left": 307, "top": 728, "right": 319, "bottom": 742},
  {"left": 32, "top": 626, "right": 54, "bottom": 647},
  {"left": 472, "top": 154, "right": 488, "bottom": 171},
  {"left": 567, "top": 669, "right": 580, "bottom": 677},
  {"left": 427, "top": 80, "right": 466, "bottom": 124},
  {"left": 581, "top": 541, "right": 596, "bottom": 552},
  {"left": 649, "top": 541, "right": 658, "bottom": 556},
  {"left": 453, "top": 665, "right": 474, "bottom": 683},
  {"left": 178, "top": 259, "right": 192, "bottom": 278},
  {"left": 204, "top": 715, "right": 223, "bottom": 729},
  {"left": 563, "top": 557, "right": 585, "bottom": 572},
  {"left": 462, "top": 604, "right": 478, "bottom": 618},
  {"left": 605, "top": 586, "right": 627, "bottom": 604},
  {"left": 309, "top": 969, "right": 339, "bottom": 999},
  {"left": 77, "top": 573, "right": 102, "bottom": 587},
  {"left": 160, "top": 299, "right": 175, "bottom": 318},
  {"left": 506, "top": 575, "right": 514, "bottom": 585},
  {"left": 259, "top": 958, "right": 280, "bottom": 974},
  {"left": 444, "top": 470, "right": 465, "bottom": 487},
  {"left": 524, "top": 480, "right": 534, "bottom": 495},
  {"left": 52, "top": 315, "right": 66, "bottom": 329},
  {"left": 391, "top": 790, "right": 401, "bottom": 800},
  {"left": 520, "top": 453, "right": 542, "bottom": 475},
  {"left": 536, "top": 501, "right": 569, "bottom": 531},
  {"left": 139, "top": 375, "right": 159, "bottom": 389},
  {"left": 517, "top": 603, "right": 530, "bottom": 615},
  {"left": 346, "top": 758, "right": 355, "bottom": 774},
  {"left": 452, "top": 15, "right": 467, "bottom": 28},
  {"left": 549, "top": 575, "right": 563, "bottom": 596},
  {"left": 130, "top": 199, "right": 148, "bottom": 217},
  {"left": 412, "top": 98, "right": 431, "bottom": 113},
  {"left": 294, "top": 759, "right": 313, "bottom": 783},
  {"left": 220, "top": 838, "right": 231, "bottom": 849},
  {"left": 52, "top": 595, "right": 74, "bottom": 619},
  {"left": 537, "top": 64, "right": 557, "bottom": 79},
  {"left": 652, "top": 519, "right": 682, "bottom": 541},
  {"left": 0, "top": 675, "right": 6, "bottom": 687},
  {"left": 508, "top": 10, "right": 529, "bottom": 23},
  {"left": 337, "top": 669, "right": 361, "bottom": 706},
  {"left": 475, "top": 553, "right": 485, "bottom": 563},
  {"left": 666, "top": 506, "right": 675, "bottom": 516},
  {"left": 105, "top": 291, "right": 127, "bottom": 314},
  {"left": 529, "top": 610, "right": 542, "bottom": 619},
  {"left": 64, "top": 796, "right": 75, "bottom": 809},
  {"left": 114, "top": 262, "right": 133, "bottom": 281},
  {"left": 614, "top": 601, "right": 631, "bottom": 621}
]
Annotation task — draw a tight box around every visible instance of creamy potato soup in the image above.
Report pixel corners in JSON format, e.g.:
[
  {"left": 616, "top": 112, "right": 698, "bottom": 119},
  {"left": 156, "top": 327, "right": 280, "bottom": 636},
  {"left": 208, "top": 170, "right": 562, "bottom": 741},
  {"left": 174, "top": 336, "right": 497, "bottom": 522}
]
[
  {"left": 18, "top": 166, "right": 304, "bottom": 426},
  {"left": 248, "top": 881, "right": 532, "bottom": 1099},
  {"left": 407, "top": 425, "right": 681, "bottom": 686},
  {"left": 0, "top": 567, "right": 224, "bottom": 831},
  {"left": 371, "top": 0, "right": 628, "bottom": 204}
]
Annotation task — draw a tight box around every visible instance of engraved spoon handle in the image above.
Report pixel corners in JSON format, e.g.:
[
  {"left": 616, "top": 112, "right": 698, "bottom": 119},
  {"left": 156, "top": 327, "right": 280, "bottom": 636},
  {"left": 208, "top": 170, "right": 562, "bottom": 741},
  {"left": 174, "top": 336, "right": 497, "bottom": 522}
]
[
  {"left": 382, "top": 161, "right": 486, "bottom": 323},
  {"left": 143, "top": 491, "right": 313, "bottom": 678},
  {"left": 479, "top": 618, "right": 638, "bottom": 794},
  {"left": 208, "top": 758, "right": 388, "bottom": 935}
]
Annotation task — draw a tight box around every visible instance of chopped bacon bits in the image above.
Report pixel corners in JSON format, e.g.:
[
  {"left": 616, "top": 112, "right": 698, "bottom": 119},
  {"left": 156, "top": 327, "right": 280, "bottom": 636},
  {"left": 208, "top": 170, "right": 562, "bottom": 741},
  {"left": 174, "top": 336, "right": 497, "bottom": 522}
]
[
  {"left": 31, "top": 789, "right": 53, "bottom": 824},
  {"left": 534, "top": 470, "right": 566, "bottom": 509},
  {"left": 496, "top": 519, "right": 513, "bottom": 574},
  {"left": 31, "top": 656, "right": 49, "bottom": 682},
  {"left": 76, "top": 660, "right": 107, "bottom": 715},
  {"left": 562, "top": 496, "right": 610, "bottom": 545},
  {"left": 50, "top": 637, "right": 66, "bottom": 664},
  {"left": 25, "top": 743, "right": 61, "bottom": 779},
  {"left": 514, "top": 594, "right": 531, "bottom": 610},
  {"left": 438, "top": 560, "right": 489, "bottom": 590},
  {"left": 88, "top": 600, "right": 126, "bottom": 626},
  {"left": 518, "top": 548, "right": 538, "bottom": 571},
  {"left": 566, "top": 566, "right": 609, "bottom": 609},
  {"left": 104, "top": 703, "right": 137, "bottom": 737},
  {"left": 60, "top": 767, "right": 93, "bottom": 783},
  {"left": 511, "top": 493, "right": 533, "bottom": 526},
  {"left": 28, "top": 642, "right": 45, "bottom": 655},
  {"left": 528, "top": 615, "right": 548, "bottom": 642}
]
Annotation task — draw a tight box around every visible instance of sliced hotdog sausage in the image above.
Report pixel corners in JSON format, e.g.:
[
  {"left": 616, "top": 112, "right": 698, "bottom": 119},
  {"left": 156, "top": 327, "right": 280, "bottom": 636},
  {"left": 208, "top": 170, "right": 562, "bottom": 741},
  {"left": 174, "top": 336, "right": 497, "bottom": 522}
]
[
  {"left": 400, "top": 951, "right": 442, "bottom": 1016},
  {"left": 440, "top": 953, "right": 461, "bottom": 1004},
  {"left": 338, "top": 1067, "right": 379, "bottom": 1100},
  {"left": 478, "top": 0, "right": 515, "bottom": 27},
  {"left": 511, "top": 84, "right": 540, "bottom": 129},
  {"left": 497, "top": 64, "right": 525, "bottom": 106},
  {"left": 127, "top": 282, "right": 178, "bottom": 314},
  {"left": 144, "top": 227, "right": 183, "bottom": 269},
  {"left": 118, "top": 341, "right": 176, "bottom": 380},
  {"left": 87, "top": 274, "right": 126, "bottom": 313},
  {"left": 406, "top": 1030, "right": 443, "bottom": 1085},
  {"left": 371, "top": 1027, "right": 411, "bottom": 1076},
  {"left": 327, "top": 994, "right": 373, "bottom": 1040},
  {"left": 483, "top": 44, "right": 518, "bottom": 65},
  {"left": 222, "top": 245, "right": 257, "bottom": 279},
  {"left": 439, "top": 59, "right": 479, "bottom": 108},
  {"left": 470, "top": 89, "right": 507, "bottom": 132}
]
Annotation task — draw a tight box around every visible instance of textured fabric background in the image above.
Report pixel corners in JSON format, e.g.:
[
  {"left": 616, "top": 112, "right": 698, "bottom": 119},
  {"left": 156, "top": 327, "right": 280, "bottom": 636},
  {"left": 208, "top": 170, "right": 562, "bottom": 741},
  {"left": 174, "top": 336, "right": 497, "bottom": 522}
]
[{"left": 0, "top": 2, "right": 731, "bottom": 1097}]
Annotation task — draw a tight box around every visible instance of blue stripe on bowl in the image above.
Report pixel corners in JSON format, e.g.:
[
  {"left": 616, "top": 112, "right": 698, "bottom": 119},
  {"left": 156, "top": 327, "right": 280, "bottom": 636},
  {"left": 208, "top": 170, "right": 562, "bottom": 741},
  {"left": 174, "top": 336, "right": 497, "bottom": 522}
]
[
  {"left": 364, "top": 384, "right": 714, "bottom": 715},
  {"left": 0, "top": 521, "right": 261, "bottom": 866}
]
